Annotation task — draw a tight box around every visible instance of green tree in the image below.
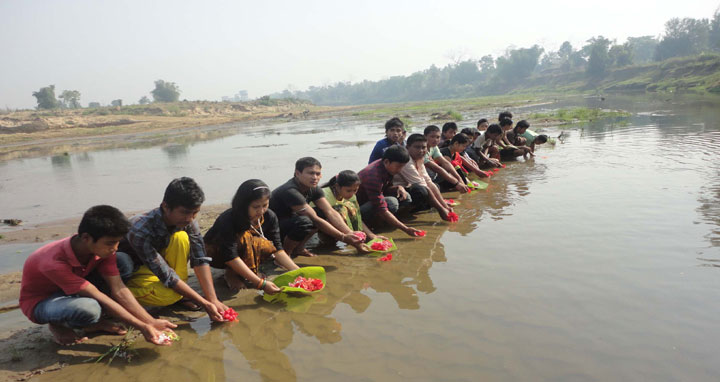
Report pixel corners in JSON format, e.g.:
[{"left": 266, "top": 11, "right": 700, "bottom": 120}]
[
  {"left": 32, "top": 85, "right": 59, "bottom": 109},
  {"left": 494, "top": 45, "right": 544, "bottom": 85},
  {"left": 609, "top": 43, "right": 634, "bottom": 67},
  {"left": 654, "top": 17, "right": 710, "bottom": 60},
  {"left": 59, "top": 90, "right": 81, "bottom": 108},
  {"left": 151, "top": 80, "right": 181, "bottom": 102},
  {"left": 138, "top": 96, "right": 150, "bottom": 105},
  {"left": 111, "top": 99, "right": 123, "bottom": 107},
  {"left": 626, "top": 36, "right": 658, "bottom": 63},
  {"left": 709, "top": 10, "right": 720, "bottom": 51},
  {"left": 585, "top": 36, "right": 612, "bottom": 78}
]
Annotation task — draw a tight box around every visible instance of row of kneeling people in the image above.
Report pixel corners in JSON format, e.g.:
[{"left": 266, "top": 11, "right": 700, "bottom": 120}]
[{"left": 19, "top": 110, "right": 546, "bottom": 346}]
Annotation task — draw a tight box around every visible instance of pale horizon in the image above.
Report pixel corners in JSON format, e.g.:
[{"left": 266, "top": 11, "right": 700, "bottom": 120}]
[{"left": 1, "top": 0, "right": 718, "bottom": 109}]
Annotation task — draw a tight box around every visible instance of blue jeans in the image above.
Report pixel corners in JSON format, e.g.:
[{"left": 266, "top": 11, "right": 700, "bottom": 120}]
[{"left": 32, "top": 252, "right": 135, "bottom": 329}]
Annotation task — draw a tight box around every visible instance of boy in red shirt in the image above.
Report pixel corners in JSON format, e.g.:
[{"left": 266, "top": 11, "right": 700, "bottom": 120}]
[{"left": 20, "top": 205, "right": 177, "bottom": 346}]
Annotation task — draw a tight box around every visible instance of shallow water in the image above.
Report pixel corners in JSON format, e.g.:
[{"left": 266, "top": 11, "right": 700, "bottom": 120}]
[{"left": 4, "top": 95, "right": 720, "bottom": 381}]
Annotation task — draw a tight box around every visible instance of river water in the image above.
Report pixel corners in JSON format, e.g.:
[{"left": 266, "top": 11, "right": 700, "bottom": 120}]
[{"left": 3, "top": 95, "right": 720, "bottom": 381}]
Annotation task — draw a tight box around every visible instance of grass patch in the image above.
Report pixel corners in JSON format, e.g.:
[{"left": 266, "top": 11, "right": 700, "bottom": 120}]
[
  {"left": 529, "top": 107, "right": 630, "bottom": 123},
  {"left": 446, "top": 109, "right": 463, "bottom": 121}
]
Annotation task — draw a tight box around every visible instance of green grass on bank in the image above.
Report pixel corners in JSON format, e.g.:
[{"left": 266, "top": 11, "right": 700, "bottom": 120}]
[{"left": 529, "top": 107, "right": 631, "bottom": 123}]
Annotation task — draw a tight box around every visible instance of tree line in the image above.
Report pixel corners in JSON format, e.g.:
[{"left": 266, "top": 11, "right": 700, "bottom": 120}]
[
  {"left": 273, "top": 10, "right": 720, "bottom": 105},
  {"left": 31, "top": 80, "right": 181, "bottom": 110}
]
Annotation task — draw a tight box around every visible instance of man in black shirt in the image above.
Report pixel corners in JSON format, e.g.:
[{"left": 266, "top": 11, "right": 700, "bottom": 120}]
[{"left": 270, "top": 157, "right": 365, "bottom": 256}]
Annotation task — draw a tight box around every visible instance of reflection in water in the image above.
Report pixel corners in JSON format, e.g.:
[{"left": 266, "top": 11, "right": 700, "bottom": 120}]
[
  {"left": 23, "top": 95, "right": 720, "bottom": 381},
  {"left": 162, "top": 143, "right": 190, "bottom": 160},
  {"left": 50, "top": 154, "right": 72, "bottom": 168}
]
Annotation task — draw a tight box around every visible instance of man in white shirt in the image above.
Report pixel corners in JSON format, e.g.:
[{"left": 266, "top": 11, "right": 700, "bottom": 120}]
[{"left": 393, "top": 133, "right": 453, "bottom": 221}]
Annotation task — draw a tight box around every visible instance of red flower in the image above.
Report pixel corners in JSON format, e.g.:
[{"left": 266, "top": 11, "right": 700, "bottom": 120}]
[
  {"left": 447, "top": 212, "right": 459, "bottom": 222},
  {"left": 370, "top": 240, "right": 393, "bottom": 251},
  {"left": 414, "top": 230, "right": 426, "bottom": 237},
  {"left": 492, "top": 168, "right": 500, "bottom": 172},
  {"left": 501, "top": 164, "right": 506, "bottom": 168},
  {"left": 223, "top": 308, "right": 238, "bottom": 322},
  {"left": 353, "top": 231, "right": 367, "bottom": 241},
  {"left": 378, "top": 254, "right": 392, "bottom": 261},
  {"left": 289, "top": 276, "right": 324, "bottom": 291}
]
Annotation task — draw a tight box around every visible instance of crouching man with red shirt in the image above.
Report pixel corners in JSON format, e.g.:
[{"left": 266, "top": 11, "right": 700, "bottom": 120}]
[{"left": 19, "top": 205, "right": 177, "bottom": 346}]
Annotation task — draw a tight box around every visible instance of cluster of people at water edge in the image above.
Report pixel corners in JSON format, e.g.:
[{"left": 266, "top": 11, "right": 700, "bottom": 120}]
[{"left": 19, "top": 112, "right": 549, "bottom": 347}]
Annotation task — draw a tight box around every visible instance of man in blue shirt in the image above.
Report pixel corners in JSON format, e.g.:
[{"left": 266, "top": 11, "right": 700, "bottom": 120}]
[{"left": 368, "top": 117, "right": 405, "bottom": 163}]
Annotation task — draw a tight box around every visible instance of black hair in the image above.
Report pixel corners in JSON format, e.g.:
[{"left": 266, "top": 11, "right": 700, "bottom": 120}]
[
  {"left": 295, "top": 157, "right": 322, "bottom": 173},
  {"left": 442, "top": 122, "right": 458, "bottom": 133},
  {"left": 515, "top": 120, "right": 530, "bottom": 130},
  {"left": 163, "top": 177, "right": 205, "bottom": 210},
  {"left": 536, "top": 134, "right": 548, "bottom": 144},
  {"left": 382, "top": 145, "right": 410, "bottom": 164},
  {"left": 486, "top": 124, "right": 502, "bottom": 135},
  {"left": 451, "top": 133, "right": 471, "bottom": 145},
  {"left": 500, "top": 118, "right": 513, "bottom": 127},
  {"left": 322, "top": 169, "right": 360, "bottom": 189},
  {"left": 78, "top": 205, "right": 130, "bottom": 241},
  {"left": 423, "top": 125, "right": 440, "bottom": 135},
  {"left": 476, "top": 118, "right": 488, "bottom": 127},
  {"left": 406, "top": 133, "right": 427, "bottom": 147},
  {"left": 499, "top": 111, "right": 513, "bottom": 121},
  {"left": 385, "top": 117, "right": 404, "bottom": 131},
  {"left": 230, "top": 179, "right": 271, "bottom": 233},
  {"left": 460, "top": 128, "right": 475, "bottom": 136}
]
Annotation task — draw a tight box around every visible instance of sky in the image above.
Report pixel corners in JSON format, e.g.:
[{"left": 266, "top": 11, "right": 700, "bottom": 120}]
[{"left": 1, "top": 0, "right": 718, "bottom": 109}]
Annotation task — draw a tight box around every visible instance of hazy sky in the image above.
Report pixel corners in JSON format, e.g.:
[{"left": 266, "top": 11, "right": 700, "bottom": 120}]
[{"left": 1, "top": 0, "right": 718, "bottom": 109}]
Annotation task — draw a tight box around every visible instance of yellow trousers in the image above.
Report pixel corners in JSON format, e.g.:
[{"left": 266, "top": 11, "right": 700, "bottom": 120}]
[{"left": 127, "top": 231, "right": 189, "bottom": 307}]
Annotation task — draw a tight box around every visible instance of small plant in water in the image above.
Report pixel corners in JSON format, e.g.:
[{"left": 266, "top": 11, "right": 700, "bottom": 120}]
[{"left": 89, "top": 328, "right": 139, "bottom": 365}]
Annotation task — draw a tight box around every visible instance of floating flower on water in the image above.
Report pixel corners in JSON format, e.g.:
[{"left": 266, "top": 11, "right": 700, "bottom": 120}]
[
  {"left": 447, "top": 212, "right": 459, "bottom": 222},
  {"left": 414, "top": 230, "right": 426, "bottom": 237},
  {"left": 222, "top": 307, "right": 239, "bottom": 322},
  {"left": 370, "top": 240, "right": 393, "bottom": 251},
  {"left": 492, "top": 168, "right": 500, "bottom": 172},
  {"left": 378, "top": 254, "right": 392, "bottom": 262},
  {"left": 157, "top": 331, "right": 179, "bottom": 344},
  {"left": 353, "top": 231, "right": 366, "bottom": 241},
  {"left": 444, "top": 199, "right": 458, "bottom": 206},
  {"left": 288, "top": 276, "right": 324, "bottom": 291}
]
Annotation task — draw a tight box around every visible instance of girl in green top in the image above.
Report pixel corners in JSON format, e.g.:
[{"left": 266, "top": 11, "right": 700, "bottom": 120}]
[{"left": 320, "top": 170, "right": 385, "bottom": 243}]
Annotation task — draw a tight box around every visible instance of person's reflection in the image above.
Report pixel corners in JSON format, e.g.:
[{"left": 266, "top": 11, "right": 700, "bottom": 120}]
[{"left": 132, "top": 323, "right": 227, "bottom": 381}]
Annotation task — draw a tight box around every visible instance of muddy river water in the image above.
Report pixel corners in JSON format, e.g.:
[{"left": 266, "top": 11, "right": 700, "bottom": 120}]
[{"left": 2, "top": 95, "right": 720, "bottom": 381}]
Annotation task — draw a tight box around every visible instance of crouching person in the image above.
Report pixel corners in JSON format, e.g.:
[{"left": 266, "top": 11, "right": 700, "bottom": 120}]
[
  {"left": 358, "top": 145, "right": 425, "bottom": 236},
  {"left": 120, "top": 177, "right": 228, "bottom": 322},
  {"left": 204, "top": 179, "right": 300, "bottom": 294},
  {"left": 394, "top": 133, "right": 453, "bottom": 220},
  {"left": 270, "top": 157, "right": 366, "bottom": 257},
  {"left": 19, "top": 205, "right": 177, "bottom": 346}
]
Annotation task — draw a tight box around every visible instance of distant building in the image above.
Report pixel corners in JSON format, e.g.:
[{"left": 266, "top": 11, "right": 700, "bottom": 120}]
[{"left": 222, "top": 90, "right": 249, "bottom": 102}]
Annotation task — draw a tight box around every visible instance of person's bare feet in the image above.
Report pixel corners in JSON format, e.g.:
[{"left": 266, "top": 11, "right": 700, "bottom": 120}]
[
  {"left": 83, "top": 319, "right": 127, "bottom": 335},
  {"left": 294, "top": 248, "right": 316, "bottom": 257},
  {"left": 224, "top": 269, "right": 248, "bottom": 293},
  {"left": 49, "top": 323, "right": 88, "bottom": 346}
]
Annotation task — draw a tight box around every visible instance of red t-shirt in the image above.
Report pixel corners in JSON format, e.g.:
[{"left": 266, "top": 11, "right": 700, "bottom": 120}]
[{"left": 19, "top": 236, "right": 119, "bottom": 323}]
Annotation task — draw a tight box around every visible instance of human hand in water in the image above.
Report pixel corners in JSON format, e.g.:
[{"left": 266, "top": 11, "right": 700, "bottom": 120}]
[
  {"left": 403, "top": 227, "right": 424, "bottom": 237},
  {"left": 455, "top": 182, "right": 470, "bottom": 193},
  {"left": 263, "top": 281, "right": 282, "bottom": 295},
  {"left": 341, "top": 232, "right": 363, "bottom": 246}
]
